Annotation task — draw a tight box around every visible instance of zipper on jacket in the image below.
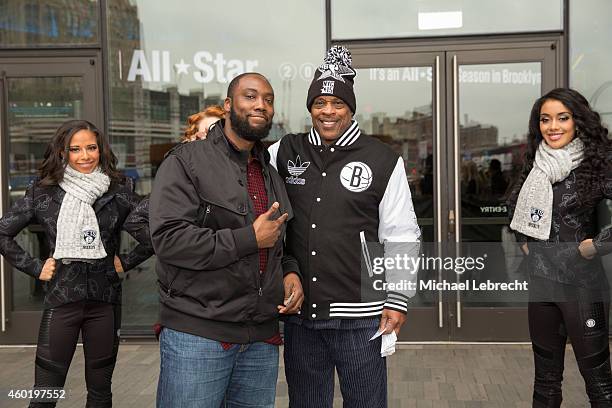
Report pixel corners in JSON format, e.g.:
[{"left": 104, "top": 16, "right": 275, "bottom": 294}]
[
  {"left": 204, "top": 204, "right": 211, "bottom": 222},
  {"left": 197, "top": 204, "right": 211, "bottom": 227},
  {"left": 258, "top": 273, "right": 263, "bottom": 296},
  {"left": 164, "top": 274, "right": 180, "bottom": 297}
]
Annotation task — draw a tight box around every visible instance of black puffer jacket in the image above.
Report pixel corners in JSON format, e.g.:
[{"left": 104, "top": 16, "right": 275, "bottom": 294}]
[
  {"left": 508, "top": 157, "right": 612, "bottom": 288},
  {"left": 0, "top": 178, "right": 153, "bottom": 308}
]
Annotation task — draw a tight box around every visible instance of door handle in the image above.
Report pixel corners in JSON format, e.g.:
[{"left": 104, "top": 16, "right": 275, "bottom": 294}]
[
  {"left": 434, "top": 56, "right": 444, "bottom": 329},
  {"left": 452, "top": 54, "right": 460, "bottom": 245},
  {"left": 452, "top": 54, "right": 462, "bottom": 329}
]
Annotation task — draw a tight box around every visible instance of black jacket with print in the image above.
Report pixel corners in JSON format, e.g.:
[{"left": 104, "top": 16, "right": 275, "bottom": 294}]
[
  {"left": 508, "top": 157, "right": 612, "bottom": 289},
  {"left": 0, "top": 178, "right": 153, "bottom": 308}
]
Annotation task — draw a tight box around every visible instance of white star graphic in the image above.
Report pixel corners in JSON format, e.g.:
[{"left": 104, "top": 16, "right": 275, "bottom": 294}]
[{"left": 175, "top": 59, "right": 190, "bottom": 75}]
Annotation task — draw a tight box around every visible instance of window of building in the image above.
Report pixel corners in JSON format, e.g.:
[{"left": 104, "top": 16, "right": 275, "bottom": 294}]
[
  {"left": 570, "top": 0, "right": 612, "bottom": 128},
  {"left": 0, "top": 0, "right": 100, "bottom": 47},
  {"left": 331, "top": 0, "right": 563, "bottom": 40}
]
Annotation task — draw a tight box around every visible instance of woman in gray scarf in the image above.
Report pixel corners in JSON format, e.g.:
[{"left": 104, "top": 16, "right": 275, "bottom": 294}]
[
  {"left": 508, "top": 88, "right": 612, "bottom": 407},
  {"left": 0, "top": 120, "right": 153, "bottom": 407}
]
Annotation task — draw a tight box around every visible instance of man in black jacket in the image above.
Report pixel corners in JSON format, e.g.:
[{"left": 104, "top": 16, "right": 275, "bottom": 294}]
[
  {"left": 269, "top": 46, "right": 421, "bottom": 407},
  {"left": 150, "top": 72, "right": 303, "bottom": 408}
]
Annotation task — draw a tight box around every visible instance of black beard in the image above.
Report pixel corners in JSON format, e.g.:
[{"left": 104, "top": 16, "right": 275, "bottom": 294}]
[{"left": 230, "top": 107, "right": 272, "bottom": 142}]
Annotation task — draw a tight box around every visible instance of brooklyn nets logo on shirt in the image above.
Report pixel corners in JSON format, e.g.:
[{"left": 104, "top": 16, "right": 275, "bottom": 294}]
[{"left": 340, "top": 162, "right": 372, "bottom": 192}]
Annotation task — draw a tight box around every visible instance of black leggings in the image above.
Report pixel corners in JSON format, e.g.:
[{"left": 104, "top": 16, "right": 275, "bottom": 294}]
[
  {"left": 529, "top": 286, "right": 612, "bottom": 407},
  {"left": 29, "top": 300, "right": 121, "bottom": 408}
]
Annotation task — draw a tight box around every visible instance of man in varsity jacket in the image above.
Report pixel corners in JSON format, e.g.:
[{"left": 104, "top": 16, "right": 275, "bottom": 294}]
[{"left": 269, "top": 46, "right": 421, "bottom": 407}]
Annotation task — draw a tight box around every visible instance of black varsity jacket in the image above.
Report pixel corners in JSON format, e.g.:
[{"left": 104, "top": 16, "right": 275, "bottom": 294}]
[{"left": 269, "top": 121, "right": 421, "bottom": 321}]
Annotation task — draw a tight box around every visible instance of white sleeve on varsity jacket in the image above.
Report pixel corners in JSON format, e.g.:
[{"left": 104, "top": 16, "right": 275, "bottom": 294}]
[
  {"left": 268, "top": 140, "right": 280, "bottom": 171},
  {"left": 378, "top": 157, "right": 422, "bottom": 311}
]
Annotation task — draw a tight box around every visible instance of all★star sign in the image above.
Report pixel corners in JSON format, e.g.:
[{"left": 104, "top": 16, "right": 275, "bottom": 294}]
[{"left": 126, "top": 50, "right": 259, "bottom": 84}]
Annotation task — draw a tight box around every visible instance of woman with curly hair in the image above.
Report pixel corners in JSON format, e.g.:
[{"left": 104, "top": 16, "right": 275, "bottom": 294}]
[
  {"left": 181, "top": 105, "right": 225, "bottom": 142},
  {"left": 508, "top": 88, "right": 612, "bottom": 407},
  {"left": 0, "top": 120, "right": 153, "bottom": 407}
]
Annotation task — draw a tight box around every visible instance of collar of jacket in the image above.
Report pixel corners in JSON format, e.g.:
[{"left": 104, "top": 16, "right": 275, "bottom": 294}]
[
  {"left": 51, "top": 179, "right": 125, "bottom": 213},
  {"left": 308, "top": 120, "right": 361, "bottom": 147},
  {"left": 208, "top": 120, "right": 271, "bottom": 165}
]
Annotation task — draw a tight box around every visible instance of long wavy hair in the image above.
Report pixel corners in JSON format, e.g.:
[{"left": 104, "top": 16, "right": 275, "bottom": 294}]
[
  {"left": 38, "top": 120, "right": 122, "bottom": 186},
  {"left": 509, "top": 88, "right": 610, "bottom": 206},
  {"left": 181, "top": 105, "right": 225, "bottom": 142}
]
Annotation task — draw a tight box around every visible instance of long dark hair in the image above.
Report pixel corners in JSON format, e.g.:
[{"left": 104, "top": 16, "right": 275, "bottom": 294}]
[
  {"left": 38, "top": 120, "right": 122, "bottom": 186},
  {"left": 509, "top": 88, "right": 610, "bottom": 206}
]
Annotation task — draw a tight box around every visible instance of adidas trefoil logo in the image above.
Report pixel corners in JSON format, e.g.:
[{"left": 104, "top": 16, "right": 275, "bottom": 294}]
[
  {"left": 286, "top": 155, "right": 310, "bottom": 185},
  {"left": 288, "top": 155, "right": 310, "bottom": 176}
]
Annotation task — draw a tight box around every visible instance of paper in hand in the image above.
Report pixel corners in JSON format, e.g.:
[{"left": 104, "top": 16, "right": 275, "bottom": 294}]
[
  {"left": 381, "top": 331, "right": 397, "bottom": 357},
  {"left": 369, "top": 328, "right": 398, "bottom": 357},
  {"left": 369, "top": 328, "right": 385, "bottom": 341}
]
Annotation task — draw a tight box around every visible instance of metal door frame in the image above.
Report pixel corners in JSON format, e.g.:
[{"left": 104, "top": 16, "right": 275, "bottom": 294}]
[{"left": 0, "top": 53, "right": 103, "bottom": 344}]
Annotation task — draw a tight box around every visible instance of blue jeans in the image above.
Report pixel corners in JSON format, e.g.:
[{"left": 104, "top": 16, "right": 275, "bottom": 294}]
[{"left": 156, "top": 327, "right": 279, "bottom": 408}]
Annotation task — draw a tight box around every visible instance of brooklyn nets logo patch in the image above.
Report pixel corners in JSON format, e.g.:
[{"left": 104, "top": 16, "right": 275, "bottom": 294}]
[
  {"left": 340, "top": 162, "right": 372, "bottom": 192},
  {"left": 82, "top": 228, "right": 97, "bottom": 249}
]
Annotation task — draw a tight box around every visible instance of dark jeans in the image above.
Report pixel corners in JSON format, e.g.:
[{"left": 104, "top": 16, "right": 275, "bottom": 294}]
[
  {"left": 30, "top": 300, "right": 121, "bottom": 408},
  {"left": 283, "top": 320, "right": 387, "bottom": 408}
]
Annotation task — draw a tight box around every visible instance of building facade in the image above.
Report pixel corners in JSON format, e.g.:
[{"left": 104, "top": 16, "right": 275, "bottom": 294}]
[{"left": 0, "top": 0, "right": 610, "bottom": 343}]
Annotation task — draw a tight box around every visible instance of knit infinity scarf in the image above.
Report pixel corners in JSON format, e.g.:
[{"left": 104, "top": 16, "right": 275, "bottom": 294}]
[
  {"left": 53, "top": 166, "right": 110, "bottom": 263},
  {"left": 510, "top": 137, "right": 584, "bottom": 240}
]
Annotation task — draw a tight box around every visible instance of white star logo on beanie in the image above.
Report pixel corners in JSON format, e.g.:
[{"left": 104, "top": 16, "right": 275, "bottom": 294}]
[
  {"left": 315, "top": 45, "right": 355, "bottom": 83},
  {"left": 317, "top": 63, "right": 355, "bottom": 83}
]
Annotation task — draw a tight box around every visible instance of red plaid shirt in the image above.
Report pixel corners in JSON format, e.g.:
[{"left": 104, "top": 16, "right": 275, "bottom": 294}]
[
  {"left": 247, "top": 157, "right": 268, "bottom": 275},
  {"left": 221, "top": 153, "right": 282, "bottom": 349}
]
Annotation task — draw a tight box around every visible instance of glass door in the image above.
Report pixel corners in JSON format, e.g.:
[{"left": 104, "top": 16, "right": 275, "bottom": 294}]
[
  {"left": 352, "top": 50, "right": 450, "bottom": 341},
  {"left": 0, "top": 56, "right": 102, "bottom": 343},
  {"left": 350, "top": 38, "right": 561, "bottom": 341},
  {"left": 447, "top": 46, "right": 558, "bottom": 341}
]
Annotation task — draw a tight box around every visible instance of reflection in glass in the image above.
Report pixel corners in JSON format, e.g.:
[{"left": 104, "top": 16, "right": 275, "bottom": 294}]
[
  {"left": 107, "top": 0, "right": 326, "bottom": 327},
  {"left": 332, "top": 0, "right": 562, "bottom": 40},
  {"left": 0, "top": 0, "right": 100, "bottom": 47},
  {"left": 7, "top": 77, "right": 84, "bottom": 311},
  {"left": 570, "top": 0, "right": 612, "bottom": 330},
  {"left": 355, "top": 67, "right": 434, "bottom": 220},
  {"left": 355, "top": 67, "right": 436, "bottom": 306},
  {"left": 458, "top": 62, "right": 541, "bottom": 306},
  {"left": 570, "top": 0, "right": 612, "bottom": 129}
]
